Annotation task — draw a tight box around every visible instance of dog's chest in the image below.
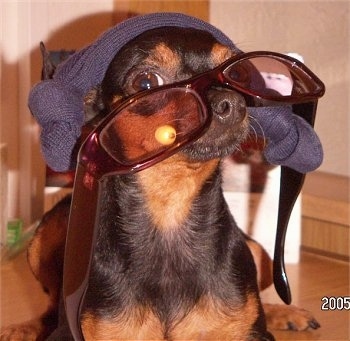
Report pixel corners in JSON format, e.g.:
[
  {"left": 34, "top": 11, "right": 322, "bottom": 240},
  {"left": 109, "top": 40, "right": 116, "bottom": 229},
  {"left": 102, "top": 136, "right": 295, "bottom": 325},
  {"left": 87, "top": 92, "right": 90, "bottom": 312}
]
[
  {"left": 85, "top": 164, "right": 258, "bottom": 339},
  {"left": 136, "top": 157, "right": 220, "bottom": 230},
  {"left": 91, "top": 160, "right": 228, "bottom": 292}
]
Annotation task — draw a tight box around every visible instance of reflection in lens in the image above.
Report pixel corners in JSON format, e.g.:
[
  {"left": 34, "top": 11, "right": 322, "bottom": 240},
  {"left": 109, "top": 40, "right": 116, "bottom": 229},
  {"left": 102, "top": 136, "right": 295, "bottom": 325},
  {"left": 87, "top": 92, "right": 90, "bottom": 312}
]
[
  {"left": 100, "top": 88, "right": 206, "bottom": 165},
  {"left": 250, "top": 57, "right": 293, "bottom": 96},
  {"left": 226, "top": 59, "right": 265, "bottom": 93},
  {"left": 259, "top": 72, "right": 293, "bottom": 96},
  {"left": 224, "top": 55, "right": 321, "bottom": 100},
  {"left": 128, "top": 90, "right": 169, "bottom": 116}
]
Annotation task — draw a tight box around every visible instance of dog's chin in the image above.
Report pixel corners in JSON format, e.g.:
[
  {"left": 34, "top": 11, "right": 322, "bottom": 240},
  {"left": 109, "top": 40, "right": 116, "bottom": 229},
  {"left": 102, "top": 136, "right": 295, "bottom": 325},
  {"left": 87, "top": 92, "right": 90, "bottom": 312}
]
[{"left": 182, "top": 122, "right": 249, "bottom": 162}]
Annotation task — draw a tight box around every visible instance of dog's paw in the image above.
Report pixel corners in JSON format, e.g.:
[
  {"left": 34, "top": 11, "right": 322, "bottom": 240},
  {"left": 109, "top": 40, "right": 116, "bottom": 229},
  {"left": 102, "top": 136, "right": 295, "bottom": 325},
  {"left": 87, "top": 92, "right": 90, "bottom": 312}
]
[
  {"left": 263, "top": 303, "right": 320, "bottom": 331},
  {"left": 0, "top": 321, "right": 43, "bottom": 341}
]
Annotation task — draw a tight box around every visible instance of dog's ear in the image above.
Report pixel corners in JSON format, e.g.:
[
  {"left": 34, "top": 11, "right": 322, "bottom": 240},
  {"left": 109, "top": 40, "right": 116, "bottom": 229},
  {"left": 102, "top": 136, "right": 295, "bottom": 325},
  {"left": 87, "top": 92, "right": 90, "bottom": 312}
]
[
  {"left": 39, "top": 42, "right": 105, "bottom": 123},
  {"left": 40, "top": 42, "right": 56, "bottom": 80},
  {"left": 39, "top": 42, "right": 75, "bottom": 80}
]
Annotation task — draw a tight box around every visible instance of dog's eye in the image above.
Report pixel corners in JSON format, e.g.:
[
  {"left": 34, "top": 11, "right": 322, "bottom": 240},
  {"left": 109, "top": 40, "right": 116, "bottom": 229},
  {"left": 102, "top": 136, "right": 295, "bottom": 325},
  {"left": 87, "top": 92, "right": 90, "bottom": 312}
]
[{"left": 132, "top": 72, "right": 164, "bottom": 91}]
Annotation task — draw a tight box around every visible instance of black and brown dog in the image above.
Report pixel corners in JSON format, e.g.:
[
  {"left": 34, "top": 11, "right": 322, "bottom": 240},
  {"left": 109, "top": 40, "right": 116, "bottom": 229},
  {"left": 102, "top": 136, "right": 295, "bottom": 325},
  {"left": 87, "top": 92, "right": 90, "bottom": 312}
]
[{"left": 1, "top": 27, "right": 320, "bottom": 341}]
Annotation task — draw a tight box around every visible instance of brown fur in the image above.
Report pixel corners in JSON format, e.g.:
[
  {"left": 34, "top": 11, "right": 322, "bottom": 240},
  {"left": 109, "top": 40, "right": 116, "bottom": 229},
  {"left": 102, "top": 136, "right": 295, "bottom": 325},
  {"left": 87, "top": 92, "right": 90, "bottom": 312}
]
[
  {"left": 263, "top": 304, "right": 320, "bottom": 331},
  {"left": 82, "top": 308, "right": 164, "bottom": 341},
  {"left": 145, "top": 43, "right": 181, "bottom": 73},
  {"left": 246, "top": 240, "right": 273, "bottom": 291},
  {"left": 169, "top": 294, "right": 259, "bottom": 341},
  {"left": 137, "top": 155, "right": 220, "bottom": 230},
  {"left": 81, "top": 294, "right": 259, "bottom": 341}
]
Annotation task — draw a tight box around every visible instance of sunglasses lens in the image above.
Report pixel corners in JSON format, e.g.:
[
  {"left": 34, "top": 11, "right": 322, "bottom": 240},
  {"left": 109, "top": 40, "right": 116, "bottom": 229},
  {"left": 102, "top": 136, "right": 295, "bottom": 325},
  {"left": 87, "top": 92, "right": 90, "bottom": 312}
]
[
  {"left": 224, "top": 56, "right": 323, "bottom": 100},
  {"left": 100, "top": 88, "right": 207, "bottom": 165}
]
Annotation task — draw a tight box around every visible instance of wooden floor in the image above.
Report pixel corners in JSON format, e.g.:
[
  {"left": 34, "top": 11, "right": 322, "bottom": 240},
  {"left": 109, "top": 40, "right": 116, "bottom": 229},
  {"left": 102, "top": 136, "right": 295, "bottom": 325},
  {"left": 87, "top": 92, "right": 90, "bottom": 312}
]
[{"left": 1, "top": 250, "right": 349, "bottom": 340}]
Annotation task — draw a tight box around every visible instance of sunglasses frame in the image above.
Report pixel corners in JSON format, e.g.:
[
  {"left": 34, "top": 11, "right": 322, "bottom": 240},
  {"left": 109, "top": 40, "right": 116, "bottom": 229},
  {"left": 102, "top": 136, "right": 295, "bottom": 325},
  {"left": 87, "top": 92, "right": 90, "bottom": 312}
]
[{"left": 63, "top": 51, "right": 325, "bottom": 340}]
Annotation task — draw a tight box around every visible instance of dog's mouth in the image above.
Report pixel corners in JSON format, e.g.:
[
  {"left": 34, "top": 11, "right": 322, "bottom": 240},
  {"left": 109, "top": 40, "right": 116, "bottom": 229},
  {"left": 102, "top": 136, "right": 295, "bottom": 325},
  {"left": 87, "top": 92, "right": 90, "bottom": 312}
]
[{"left": 182, "top": 88, "right": 250, "bottom": 161}]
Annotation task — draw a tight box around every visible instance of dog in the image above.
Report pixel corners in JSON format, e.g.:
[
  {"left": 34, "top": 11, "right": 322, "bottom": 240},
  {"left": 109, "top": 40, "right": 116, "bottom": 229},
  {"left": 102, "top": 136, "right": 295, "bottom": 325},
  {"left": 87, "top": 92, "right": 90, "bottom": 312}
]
[{"left": 1, "top": 26, "right": 320, "bottom": 341}]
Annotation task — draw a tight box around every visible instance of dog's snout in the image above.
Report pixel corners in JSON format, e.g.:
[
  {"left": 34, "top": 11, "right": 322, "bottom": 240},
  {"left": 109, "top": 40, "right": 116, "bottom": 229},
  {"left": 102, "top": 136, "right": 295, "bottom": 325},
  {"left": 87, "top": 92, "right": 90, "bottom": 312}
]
[{"left": 208, "top": 89, "right": 247, "bottom": 122}]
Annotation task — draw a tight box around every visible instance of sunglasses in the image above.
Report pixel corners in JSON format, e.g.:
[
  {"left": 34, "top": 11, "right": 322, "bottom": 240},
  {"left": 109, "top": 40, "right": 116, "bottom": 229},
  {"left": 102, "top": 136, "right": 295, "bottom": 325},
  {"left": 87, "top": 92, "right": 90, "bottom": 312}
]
[{"left": 63, "top": 51, "right": 325, "bottom": 340}]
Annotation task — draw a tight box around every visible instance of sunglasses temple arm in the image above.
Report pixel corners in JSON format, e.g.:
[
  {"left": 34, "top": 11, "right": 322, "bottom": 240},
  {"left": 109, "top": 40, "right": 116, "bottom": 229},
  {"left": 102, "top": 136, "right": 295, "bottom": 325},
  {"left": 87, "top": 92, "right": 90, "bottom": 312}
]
[
  {"left": 273, "top": 101, "right": 318, "bottom": 305},
  {"left": 273, "top": 167, "right": 305, "bottom": 304},
  {"left": 63, "top": 164, "right": 102, "bottom": 341}
]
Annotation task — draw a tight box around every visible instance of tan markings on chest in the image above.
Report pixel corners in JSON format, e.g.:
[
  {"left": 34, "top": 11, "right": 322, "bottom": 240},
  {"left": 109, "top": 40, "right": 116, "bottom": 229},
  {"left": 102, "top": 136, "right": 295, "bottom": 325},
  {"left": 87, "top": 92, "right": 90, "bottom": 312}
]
[
  {"left": 82, "top": 293, "right": 259, "bottom": 340},
  {"left": 82, "top": 307, "right": 164, "bottom": 341},
  {"left": 169, "top": 293, "right": 259, "bottom": 340},
  {"left": 137, "top": 155, "right": 219, "bottom": 231}
]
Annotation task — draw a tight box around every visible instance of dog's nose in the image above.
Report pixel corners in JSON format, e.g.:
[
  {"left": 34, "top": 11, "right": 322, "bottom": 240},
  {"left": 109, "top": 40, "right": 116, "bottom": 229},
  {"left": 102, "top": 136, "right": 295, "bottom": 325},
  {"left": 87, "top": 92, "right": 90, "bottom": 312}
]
[{"left": 208, "top": 89, "right": 247, "bottom": 122}]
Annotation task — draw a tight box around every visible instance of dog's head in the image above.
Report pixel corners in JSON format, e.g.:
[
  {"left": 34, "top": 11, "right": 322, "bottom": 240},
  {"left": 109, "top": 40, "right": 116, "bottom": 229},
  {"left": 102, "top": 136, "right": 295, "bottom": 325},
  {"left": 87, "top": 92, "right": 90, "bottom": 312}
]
[
  {"left": 31, "top": 13, "right": 324, "bottom": 176},
  {"left": 99, "top": 27, "right": 249, "bottom": 164}
]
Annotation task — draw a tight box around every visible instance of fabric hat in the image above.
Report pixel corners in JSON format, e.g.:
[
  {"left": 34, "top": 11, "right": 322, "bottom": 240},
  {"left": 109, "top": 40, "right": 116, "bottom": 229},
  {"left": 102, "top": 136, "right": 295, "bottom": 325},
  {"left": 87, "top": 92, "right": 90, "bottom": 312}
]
[{"left": 28, "top": 12, "right": 322, "bottom": 173}]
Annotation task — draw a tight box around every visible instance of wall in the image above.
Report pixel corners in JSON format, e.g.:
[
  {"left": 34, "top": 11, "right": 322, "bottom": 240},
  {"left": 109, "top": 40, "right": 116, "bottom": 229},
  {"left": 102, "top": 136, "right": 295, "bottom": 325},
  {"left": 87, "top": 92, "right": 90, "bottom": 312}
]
[
  {"left": 114, "top": 0, "right": 208, "bottom": 19},
  {"left": 1, "top": 0, "right": 115, "bottom": 227},
  {"left": 210, "top": 0, "right": 349, "bottom": 178}
]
